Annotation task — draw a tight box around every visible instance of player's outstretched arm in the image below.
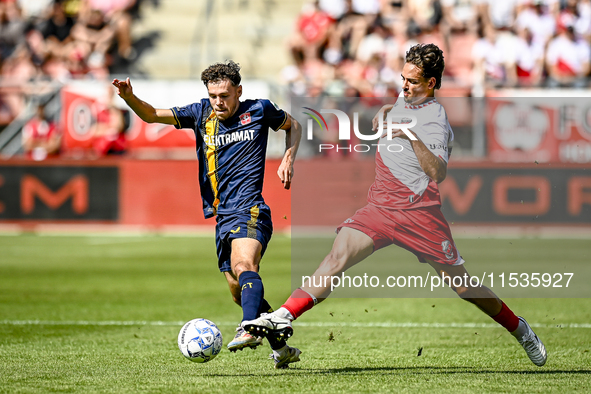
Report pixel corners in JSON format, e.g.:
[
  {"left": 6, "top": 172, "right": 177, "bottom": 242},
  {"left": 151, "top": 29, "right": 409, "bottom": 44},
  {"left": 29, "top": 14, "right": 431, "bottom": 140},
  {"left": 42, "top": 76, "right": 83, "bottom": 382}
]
[
  {"left": 112, "top": 78, "right": 177, "bottom": 125},
  {"left": 277, "top": 114, "right": 302, "bottom": 190}
]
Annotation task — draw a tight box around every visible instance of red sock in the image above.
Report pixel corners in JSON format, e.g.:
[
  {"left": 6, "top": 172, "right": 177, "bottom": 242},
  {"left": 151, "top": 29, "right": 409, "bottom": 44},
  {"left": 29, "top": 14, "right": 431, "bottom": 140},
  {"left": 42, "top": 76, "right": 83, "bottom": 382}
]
[
  {"left": 491, "top": 302, "right": 519, "bottom": 332},
  {"left": 282, "top": 288, "right": 316, "bottom": 320}
]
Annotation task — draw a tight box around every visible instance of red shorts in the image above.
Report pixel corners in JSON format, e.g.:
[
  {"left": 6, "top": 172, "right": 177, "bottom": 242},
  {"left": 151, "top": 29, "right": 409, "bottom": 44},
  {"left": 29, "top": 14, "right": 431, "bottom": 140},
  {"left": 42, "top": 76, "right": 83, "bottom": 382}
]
[{"left": 337, "top": 204, "right": 464, "bottom": 266}]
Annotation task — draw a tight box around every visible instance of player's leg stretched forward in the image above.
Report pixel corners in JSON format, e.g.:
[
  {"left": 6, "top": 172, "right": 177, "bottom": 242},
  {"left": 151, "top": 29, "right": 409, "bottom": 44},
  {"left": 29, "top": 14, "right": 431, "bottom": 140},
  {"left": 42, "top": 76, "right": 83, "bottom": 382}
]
[
  {"left": 243, "top": 228, "right": 547, "bottom": 367},
  {"left": 426, "top": 260, "right": 547, "bottom": 366},
  {"left": 228, "top": 238, "right": 301, "bottom": 367}
]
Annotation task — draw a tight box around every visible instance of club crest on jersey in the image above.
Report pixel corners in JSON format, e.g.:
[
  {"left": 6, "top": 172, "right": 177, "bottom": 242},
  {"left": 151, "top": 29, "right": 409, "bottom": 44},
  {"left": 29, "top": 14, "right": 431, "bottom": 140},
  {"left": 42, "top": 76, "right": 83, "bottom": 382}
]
[
  {"left": 240, "top": 112, "right": 251, "bottom": 125},
  {"left": 441, "top": 240, "right": 454, "bottom": 260}
]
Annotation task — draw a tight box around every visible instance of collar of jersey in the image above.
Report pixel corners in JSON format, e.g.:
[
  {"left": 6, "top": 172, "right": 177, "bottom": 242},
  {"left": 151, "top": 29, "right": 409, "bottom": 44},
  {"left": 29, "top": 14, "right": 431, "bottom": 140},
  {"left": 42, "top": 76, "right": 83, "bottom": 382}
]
[{"left": 404, "top": 97, "right": 437, "bottom": 110}]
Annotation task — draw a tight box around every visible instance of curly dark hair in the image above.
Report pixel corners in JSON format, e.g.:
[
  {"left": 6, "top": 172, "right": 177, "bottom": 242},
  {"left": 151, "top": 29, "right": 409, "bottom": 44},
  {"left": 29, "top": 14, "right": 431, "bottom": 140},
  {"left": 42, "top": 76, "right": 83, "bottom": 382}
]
[
  {"left": 201, "top": 60, "right": 242, "bottom": 86},
  {"left": 405, "top": 44, "right": 445, "bottom": 90}
]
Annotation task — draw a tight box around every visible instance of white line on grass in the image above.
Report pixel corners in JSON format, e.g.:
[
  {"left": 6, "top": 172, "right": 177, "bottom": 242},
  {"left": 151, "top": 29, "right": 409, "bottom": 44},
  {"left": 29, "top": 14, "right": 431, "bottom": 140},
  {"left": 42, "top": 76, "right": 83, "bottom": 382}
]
[{"left": 1, "top": 320, "right": 590, "bottom": 328}]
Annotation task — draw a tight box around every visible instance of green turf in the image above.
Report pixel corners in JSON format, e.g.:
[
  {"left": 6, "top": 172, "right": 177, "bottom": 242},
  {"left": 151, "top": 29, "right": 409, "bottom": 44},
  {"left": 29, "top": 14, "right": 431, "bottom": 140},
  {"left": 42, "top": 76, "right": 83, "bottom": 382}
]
[{"left": 0, "top": 234, "right": 590, "bottom": 393}]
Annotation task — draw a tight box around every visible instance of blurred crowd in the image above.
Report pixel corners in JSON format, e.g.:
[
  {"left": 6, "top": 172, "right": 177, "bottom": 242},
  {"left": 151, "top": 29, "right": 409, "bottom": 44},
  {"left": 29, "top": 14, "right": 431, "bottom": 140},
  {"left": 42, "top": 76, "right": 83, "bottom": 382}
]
[
  {"left": 282, "top": 0, "right": 591, "bottom": 97},
  {"left": 3, "top": 0, "right": 590, "bottom": 160},
  {"left": 0, "top": 0, "right": 141, "bottom": 125}
]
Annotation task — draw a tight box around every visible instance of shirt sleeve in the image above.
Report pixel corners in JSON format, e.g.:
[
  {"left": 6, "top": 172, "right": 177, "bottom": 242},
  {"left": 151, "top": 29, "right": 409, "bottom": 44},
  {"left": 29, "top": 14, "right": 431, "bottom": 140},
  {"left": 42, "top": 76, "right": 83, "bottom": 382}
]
[
  {"left": 171, "top": 102, "right": 201, "bottom": 130},
  {"left": 261, "top": 99, "right": 288, "bottom": 131},
  {"left": 421, "top": 107, "right": 453, "bottom": 163}
]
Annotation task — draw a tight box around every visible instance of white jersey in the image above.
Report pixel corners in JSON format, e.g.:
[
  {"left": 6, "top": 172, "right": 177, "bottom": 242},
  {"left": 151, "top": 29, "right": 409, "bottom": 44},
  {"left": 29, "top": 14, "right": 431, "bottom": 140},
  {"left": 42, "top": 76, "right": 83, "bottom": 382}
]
[{"left": 368, "top": 94, "right": 453, "bottom": 210}]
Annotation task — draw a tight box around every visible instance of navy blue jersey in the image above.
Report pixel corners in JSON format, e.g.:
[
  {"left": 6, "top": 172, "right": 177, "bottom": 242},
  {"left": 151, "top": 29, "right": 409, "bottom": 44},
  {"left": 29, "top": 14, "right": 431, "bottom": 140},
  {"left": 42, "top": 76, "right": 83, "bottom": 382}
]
[{"left": 171, "top": 99, "right": 287, "bottom": 218}]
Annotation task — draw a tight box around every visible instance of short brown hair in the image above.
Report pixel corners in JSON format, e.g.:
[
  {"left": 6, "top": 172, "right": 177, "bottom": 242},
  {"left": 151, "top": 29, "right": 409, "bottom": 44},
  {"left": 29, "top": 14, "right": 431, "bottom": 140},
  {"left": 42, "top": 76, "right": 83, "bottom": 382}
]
[
  {"left": 201, "top": 60, "right": 242, "bottom": 87},
  {"left": 405, "top": 44, "right": 445, "bottom": 90}
]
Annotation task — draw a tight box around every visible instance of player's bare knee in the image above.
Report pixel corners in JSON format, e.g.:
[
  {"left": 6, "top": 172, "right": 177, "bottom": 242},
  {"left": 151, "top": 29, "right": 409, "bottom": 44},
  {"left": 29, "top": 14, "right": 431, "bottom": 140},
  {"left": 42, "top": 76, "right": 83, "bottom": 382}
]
[{"left": 233, "top": 261, "right": 258, "bottom": 278}]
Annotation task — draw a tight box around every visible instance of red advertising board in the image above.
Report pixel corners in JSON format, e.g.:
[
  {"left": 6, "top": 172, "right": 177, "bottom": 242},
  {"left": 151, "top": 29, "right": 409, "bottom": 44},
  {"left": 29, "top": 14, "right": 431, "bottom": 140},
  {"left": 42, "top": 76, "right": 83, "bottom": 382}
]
[
  {"left": 59, "top": 80, "right": 272, "bottom": 156},
  {"left": 0, "top": 159, "right": 589, "bottom": 228},
  {"left": 487, "top": 96, "right": 591, "bottom": 163},
  {"left": 61, "top": 85, "right": 195, "bottom": 155},
  {"left": 291, "top": 159, "right": 591, "bottom": 226},
  {"left": 0, "top": 159, "right": 291, "bottom": 229}
]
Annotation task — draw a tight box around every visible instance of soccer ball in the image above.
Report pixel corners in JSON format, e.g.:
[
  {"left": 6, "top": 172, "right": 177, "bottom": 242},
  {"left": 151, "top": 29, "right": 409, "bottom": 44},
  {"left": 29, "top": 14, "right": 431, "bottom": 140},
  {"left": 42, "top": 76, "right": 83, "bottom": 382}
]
[{"left": 178, "top": 318, "right": 223, "bottom": 363}]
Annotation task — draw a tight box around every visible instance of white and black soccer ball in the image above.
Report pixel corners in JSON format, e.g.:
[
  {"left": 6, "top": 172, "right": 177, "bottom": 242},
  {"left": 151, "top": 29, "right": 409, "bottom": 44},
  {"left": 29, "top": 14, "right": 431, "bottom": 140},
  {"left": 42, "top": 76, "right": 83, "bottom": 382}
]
[{"left": 178, "top": 318, "right": 223, "bottom": 363}]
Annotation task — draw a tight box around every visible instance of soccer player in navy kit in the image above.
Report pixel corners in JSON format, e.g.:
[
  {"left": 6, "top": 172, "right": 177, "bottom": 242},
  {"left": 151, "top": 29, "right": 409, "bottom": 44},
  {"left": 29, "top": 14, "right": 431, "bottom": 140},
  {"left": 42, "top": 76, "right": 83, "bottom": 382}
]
[{"left": 112, "top": 60, "right": 302, "bottom": 368}]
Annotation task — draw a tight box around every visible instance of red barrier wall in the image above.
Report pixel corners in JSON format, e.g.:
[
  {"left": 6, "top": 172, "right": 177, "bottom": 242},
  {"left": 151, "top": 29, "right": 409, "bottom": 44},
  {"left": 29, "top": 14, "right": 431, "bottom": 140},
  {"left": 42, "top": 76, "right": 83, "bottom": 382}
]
[
  {"left": 292, "top": 159, "right": 591, "bottom": 226},
  {"left": 120, "top": 160, "right": 292, "bottom": 228},
  {"left": 0, "top": 159, "right": 292, "bottom": 229},
  {"left": 1, "top": 158, "right": 589, "bottom": 228}
]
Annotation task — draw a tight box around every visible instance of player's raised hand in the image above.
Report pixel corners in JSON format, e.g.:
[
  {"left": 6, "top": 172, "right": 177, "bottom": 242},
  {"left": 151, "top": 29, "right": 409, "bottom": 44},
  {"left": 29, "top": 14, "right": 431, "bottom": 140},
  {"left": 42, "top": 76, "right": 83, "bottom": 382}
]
[
  {"left": 112, "top": 77, "right": 133, "bottom": 100},
  {"left": 372, "top": 104, "right": 394, "bottom": 131}
]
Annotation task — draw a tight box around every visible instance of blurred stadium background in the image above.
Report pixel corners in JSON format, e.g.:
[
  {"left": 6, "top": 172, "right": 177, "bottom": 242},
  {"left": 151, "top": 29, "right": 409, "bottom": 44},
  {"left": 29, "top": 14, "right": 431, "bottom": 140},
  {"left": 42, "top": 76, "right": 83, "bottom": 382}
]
[
  {"left": 0, "top": 0, "right": 590, "bottom": 232},
  {"left": 1, "top": 2, "right": 590, "bottom": 390}
]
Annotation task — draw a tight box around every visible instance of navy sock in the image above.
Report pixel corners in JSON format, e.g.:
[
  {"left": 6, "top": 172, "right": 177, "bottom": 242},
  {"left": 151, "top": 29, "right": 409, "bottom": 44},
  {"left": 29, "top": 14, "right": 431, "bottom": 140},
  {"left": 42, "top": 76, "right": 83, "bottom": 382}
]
[
  {"left": 258, "top": 298, "right": 274, "bottom": 316},
  {"left": 239, "top": 271, "right": 264, "bottom": 322},
  {"left": 266, "top": 334, "right": 287, "bottom": 351}
]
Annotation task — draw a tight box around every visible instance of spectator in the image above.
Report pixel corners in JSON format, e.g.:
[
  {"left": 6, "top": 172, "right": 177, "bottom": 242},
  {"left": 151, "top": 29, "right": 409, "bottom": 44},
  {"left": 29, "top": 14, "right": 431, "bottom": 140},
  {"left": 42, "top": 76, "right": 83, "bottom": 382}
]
[
  {"left": 380, "top": 0, "right": 411, "bottom": 43},
  {"left": 355, "top": 17, "right": 400, "bottom": 95},
  {"left": 319, "top": 0, "right": 345, "bottom": 20},
  {"left": 351, "top": 0, "right": 380, "bottom": 16},
  {"left": 480, "top": 0, "right": 519, "bottom": 31},
  {"left": 281, "top": 64, "right": 309, "bottom": 96},
  {"left": 16, "top": 0, "right": 53, "bottom": 25},
  {"left": 22, "top": 102, "right": 61, "bottom": 160},
  {"left": 515, "top": 0, "right": 556, "bottom": 47},
  {"left": 0, "top": 1, "right": 27, "bottom": 61},
  {"left": 29, "top": 0, "right": 77, "bottom": 80},
  {"left": 471, "top": 23, "right": 508, "bottom": 94},
  {"left": 69, "top": 5, "right": 114, "bottom": 77},
  {"left": 325, "top": 0, "right": 368, "bottom": 64},
  {"left": 85, "top": 0, "right": 137, "bottom": 61},
  {"left": 355, "top": 17, "right": 391, "bottom": 64},
  {"left": 0, "top": 44, "right": 38, "bottom": 124},
  {"left": 508, "top": 27, "right": 545, "bottom": 86},
  {"left": 545, "top": 12, "right": 591, "bottom": 88},
  {"left": 407, "top": 0, "right": 443, "bottom": 35},
  {"left": 441, "top": 0, "right": 479, "bottom": 34},
  {"left": 566, "top": 0, "right": 591, "bottom": 41},
  {"left": 91, "top": 87, "right": 126, "bottom": 157},
  {"left": 289, "top": 1, "right": 334, "bottom": 64},
  {"left": 40, "top": 0, "right": 76, "bottom": 58}
]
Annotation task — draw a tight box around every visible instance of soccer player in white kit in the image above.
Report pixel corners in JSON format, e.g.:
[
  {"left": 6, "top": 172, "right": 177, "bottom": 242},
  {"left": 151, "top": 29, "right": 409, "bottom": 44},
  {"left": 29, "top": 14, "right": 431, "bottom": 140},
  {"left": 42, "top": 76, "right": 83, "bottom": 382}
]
[{"left": 243, "top": 44, "right": 547, "bottom": 368}]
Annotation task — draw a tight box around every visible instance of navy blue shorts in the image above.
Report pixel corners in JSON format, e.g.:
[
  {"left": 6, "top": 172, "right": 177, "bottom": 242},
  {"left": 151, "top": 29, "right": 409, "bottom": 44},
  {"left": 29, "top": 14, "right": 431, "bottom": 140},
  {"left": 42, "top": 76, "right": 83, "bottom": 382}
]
[{"left": 215, "top": 203, "right": 273, "bottom": 273}]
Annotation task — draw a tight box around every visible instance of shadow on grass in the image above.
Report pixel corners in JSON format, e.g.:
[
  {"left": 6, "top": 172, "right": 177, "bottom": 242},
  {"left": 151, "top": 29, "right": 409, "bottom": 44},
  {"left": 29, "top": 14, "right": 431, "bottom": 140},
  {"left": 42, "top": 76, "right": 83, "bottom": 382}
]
[
  {"left": 205, "top": 366, "right": 591, "bottom": 377},
  {"left": 306, "top": 366, "right": 591, "bottom": 375}
]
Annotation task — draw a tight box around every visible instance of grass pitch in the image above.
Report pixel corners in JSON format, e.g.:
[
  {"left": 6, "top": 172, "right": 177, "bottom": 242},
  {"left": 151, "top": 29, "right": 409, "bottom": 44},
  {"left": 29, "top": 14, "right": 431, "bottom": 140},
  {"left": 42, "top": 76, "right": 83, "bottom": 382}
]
[{"left": 0, "top": 234, "right": 590, "bottom": 393}]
